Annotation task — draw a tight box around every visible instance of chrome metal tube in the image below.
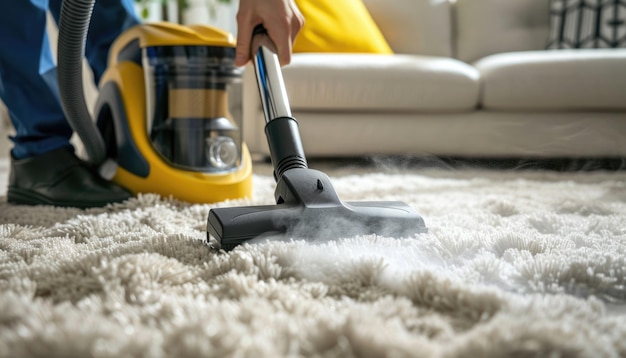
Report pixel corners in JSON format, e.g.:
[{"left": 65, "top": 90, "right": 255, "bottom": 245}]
[{"left": 253, "top": 45, "right": 292, "bottom": 123}]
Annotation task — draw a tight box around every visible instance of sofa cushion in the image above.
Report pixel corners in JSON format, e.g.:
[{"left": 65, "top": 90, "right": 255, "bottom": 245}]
[
  {"left": 547, "top": 0, "right": 626, "bottom": 49},
  {"left": 293, "top": 0, "right": 392, "bottom": 54},
  {"left": 455, "top": 0, "right": 551, "bottom": 63},
  {"left": 475, "top": 49, "right": 626, "bottom": 110},
  {"left": 362, "top": 0, "right": 454, "bottom": 57},
  {"left": 282, "top": 53, "right": 480, "bottom": 112}
]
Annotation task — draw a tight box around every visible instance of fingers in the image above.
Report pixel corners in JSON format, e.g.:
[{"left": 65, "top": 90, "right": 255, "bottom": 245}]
[
  {"left": 234, "top": 0, "right": 304, "bottom": 67},
  {"left": 263, "top": 6, "right": 304, "bottom": 66},
  {"left": 235, "top": 30, "right": 252, "bottom": 67},
  {"left": 282, "top": 2, "right": 304, "bottom": 65},
  {"left": 235, "top": 9, "right": 253, "bottom": 67},
  {"left": 264, "top": 20, "right": 293, "bottom": 66}
]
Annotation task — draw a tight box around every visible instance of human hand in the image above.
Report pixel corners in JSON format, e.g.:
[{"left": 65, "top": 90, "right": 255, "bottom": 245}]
[{"left": 235, "top": 0, "right": 304, "bottom": 67}]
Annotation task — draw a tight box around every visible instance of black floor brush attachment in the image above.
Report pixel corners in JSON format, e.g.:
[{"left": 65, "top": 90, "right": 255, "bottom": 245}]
[{"left": 207, "top": 26, "right": 427, "bottom": 251}]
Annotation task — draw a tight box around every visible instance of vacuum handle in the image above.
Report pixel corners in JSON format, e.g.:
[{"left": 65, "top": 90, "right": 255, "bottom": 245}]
[{"left": 251, "top": 25, "right": 293, "bottom": 122}]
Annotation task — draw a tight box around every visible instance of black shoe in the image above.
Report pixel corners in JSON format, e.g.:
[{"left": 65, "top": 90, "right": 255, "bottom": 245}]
[{"left": 7, "top": 147, "right": 132, "bottom": 208}]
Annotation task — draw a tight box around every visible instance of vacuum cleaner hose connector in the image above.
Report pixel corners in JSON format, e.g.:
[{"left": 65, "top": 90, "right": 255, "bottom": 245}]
[{"left": 265, "top": 116, "right": 308, "bottom": 181}]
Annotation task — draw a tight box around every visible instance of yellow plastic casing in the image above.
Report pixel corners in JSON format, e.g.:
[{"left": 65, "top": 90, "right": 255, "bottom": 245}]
[
  {"left": 99, "top": 23, "right": 253, "bottom": 204},
  {"left": 108, "top": 22, "right": 237, "bottom": 65}
]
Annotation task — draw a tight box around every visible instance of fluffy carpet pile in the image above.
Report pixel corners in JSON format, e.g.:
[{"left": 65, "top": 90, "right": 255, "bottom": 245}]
[{"left": 1, "top": 165, "right": 626, "bottom": 357}]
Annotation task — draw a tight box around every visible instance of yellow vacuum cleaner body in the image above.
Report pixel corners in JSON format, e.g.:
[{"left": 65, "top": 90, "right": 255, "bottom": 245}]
[{"left": 94, "top": 22, "right": 252, "bottom": 204}]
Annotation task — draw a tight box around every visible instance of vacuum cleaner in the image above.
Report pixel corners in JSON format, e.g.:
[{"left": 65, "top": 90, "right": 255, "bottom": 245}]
[
  {"left": 56, "top": 2, "right": 252, "bottom": 204},
  {"left": 206, "top": 26, "right": 428, "bottom": 251},
  {"left": 56, "top": 1, "right": 427, "bottom": 251}
]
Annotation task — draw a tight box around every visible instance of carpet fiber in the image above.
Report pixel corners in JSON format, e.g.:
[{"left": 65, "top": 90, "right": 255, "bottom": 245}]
[{"left": 1, "top": 164, "right": 626, "bottom": 357}]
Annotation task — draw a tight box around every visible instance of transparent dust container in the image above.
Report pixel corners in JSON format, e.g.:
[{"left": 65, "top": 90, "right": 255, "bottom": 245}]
[{"left": 143, "top": 45, "right": 243, "bottom": 173}]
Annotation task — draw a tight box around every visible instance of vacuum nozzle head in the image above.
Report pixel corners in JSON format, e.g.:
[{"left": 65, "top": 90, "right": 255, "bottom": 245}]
[{"left": 207, "top": 168, "right": 427, "bottom": 251}]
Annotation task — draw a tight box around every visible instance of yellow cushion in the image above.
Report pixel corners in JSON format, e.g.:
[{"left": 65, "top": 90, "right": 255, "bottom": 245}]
[{"left": 293, "top": 0, "right": 393, "bottom": 54}]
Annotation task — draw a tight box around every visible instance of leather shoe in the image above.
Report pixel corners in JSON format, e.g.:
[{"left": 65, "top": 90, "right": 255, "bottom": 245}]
[{"left": 7, "top": 147, "right": 132, "bottom": 208}]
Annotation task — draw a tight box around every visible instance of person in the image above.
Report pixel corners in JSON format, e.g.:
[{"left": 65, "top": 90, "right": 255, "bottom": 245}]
[{"left": 0, "top": 0, "right": 303, "bottom": 208}]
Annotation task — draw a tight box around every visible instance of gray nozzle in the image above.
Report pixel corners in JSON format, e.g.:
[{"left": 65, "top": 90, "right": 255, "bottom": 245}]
[{"left": 208, "top": 168, "right": 427, "bottom": 251}]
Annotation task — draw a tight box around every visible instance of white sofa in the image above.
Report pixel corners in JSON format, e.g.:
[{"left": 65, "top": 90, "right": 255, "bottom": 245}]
[{"left": 241, "top": 0, "right": 626, "bottom": 160}]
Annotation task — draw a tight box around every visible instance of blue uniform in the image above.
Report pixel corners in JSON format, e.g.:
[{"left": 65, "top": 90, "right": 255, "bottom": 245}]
[{"left": 0, "top": 0, "right": 139, "bottom": 159}]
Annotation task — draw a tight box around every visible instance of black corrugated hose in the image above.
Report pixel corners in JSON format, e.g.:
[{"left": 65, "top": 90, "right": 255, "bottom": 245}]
[{"left": 57, "top": 0, "right": 107, "bottom": 165}]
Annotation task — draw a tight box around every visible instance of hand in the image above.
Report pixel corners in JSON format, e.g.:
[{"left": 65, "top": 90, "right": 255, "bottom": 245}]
[{"left": 235, "top": 0, "right": 304, "bottom": 67}]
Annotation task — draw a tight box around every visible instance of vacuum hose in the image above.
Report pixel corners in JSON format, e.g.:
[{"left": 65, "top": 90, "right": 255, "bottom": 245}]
[{"left": 57, "top": 0, "right": 107, "bottom": 165}]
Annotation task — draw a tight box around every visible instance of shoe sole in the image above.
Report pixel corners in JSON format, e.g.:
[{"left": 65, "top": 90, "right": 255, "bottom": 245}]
[{"left": 7, "top": 187, "right": 124, "bottom": 209}]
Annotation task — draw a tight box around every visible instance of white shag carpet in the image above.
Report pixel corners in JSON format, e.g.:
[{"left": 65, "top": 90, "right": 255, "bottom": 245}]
[{"left": 1, "top": 165, "right": 626, "bottom": 357}]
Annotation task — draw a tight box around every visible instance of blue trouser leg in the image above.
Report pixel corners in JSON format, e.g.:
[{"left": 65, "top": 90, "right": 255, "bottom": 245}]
[
  {"left": 0, "top": 0, "right": 139, "bottom": 159},
  {"left": 0, "top": 0, "right": 69, "bottom": 159}
]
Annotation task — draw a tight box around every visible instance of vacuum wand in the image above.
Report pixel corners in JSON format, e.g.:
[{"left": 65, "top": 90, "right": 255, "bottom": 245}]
[
  {"left": 251, "top": 26, "right": 308, "bottom": 180},
  {"left": 254, "top": 35, "right": 292, "bottom": 122},
  {"left": 207, "top": 27, "right": 427, "bottom": 251}
]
